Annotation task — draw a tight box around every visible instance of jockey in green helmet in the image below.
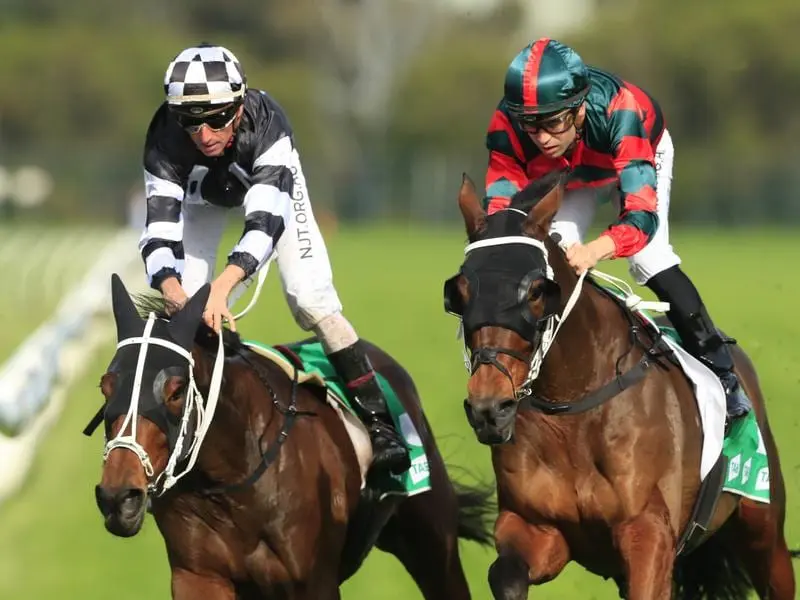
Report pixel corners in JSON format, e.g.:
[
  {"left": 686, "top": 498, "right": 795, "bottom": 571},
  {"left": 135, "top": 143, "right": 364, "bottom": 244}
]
[{"left": 483, "top": 37, "right": 751, "bottom": 425}]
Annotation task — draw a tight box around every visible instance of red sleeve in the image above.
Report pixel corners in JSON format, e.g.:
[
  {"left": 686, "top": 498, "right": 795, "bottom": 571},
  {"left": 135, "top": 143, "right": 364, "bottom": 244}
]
[
  {"left": 604, "top": 89, "right": 659, "bottom": 257},
  {"left": 484, "top": 107, "right": 529, "bottom": 214}
]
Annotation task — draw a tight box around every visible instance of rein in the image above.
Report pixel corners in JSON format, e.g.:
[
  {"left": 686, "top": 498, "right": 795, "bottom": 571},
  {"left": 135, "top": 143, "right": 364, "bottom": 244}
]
[
  {"left": 199, "top": 350, "right": 316, "bottom": 496},
  {"left": 518, "top": 295, "right": 674, "bottom": 415}
]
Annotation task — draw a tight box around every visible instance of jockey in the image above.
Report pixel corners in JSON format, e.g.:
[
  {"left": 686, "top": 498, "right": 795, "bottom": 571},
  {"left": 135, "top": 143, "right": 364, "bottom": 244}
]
[
  {"left": 484, "top": 37, "right": 751, "bottom": 422},
  {"left": 137, "top": 43, "right": 410, "bottom": 476}
]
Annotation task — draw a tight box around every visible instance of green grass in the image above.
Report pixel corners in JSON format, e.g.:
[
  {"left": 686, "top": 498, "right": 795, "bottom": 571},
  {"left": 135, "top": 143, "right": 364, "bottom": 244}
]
[
  {"left": 0, "top": 224, "right": 798, "bottom": 599},
  {"left": 0, "top": 225, "right": 123, "bottom": 363}
]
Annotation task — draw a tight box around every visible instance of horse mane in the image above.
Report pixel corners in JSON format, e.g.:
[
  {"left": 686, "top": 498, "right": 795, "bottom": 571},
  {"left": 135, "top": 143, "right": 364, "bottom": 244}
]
[
  {"left": 131, "top": 292, "right": 245, "bottom": 354},
  {"left": 509, "top": 168, "right": 570, "bottom": 214}
]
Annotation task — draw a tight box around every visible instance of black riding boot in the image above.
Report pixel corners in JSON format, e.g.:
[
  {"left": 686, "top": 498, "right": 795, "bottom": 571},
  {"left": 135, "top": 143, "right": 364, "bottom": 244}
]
[
  {"left": 327, "top": 341, "right": 411, "bottom": 476},
  {"left": 646, "top": 265, "right": 752, "bottom": 421}
]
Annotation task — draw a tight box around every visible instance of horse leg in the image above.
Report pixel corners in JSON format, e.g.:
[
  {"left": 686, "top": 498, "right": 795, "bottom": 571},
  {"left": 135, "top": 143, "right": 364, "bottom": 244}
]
[
  {"left": 171, "top": 569, "right": 235, "bottom": 600},
  {"left": 612, "top": 493, "right": 674, "bottom": 600},
  {"left": 728, "top": 499, "right": 796, "bottom": 600},
  {"left": 375, "top": 486, "right": 473, "bottom": 599},
  {"left": 488, "top": 510, "right": 570, "bottom": 600}
]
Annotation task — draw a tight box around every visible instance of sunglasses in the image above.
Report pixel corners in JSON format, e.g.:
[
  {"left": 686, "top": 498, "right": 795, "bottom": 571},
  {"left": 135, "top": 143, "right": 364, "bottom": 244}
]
[
  {"left": 173, "top": 104, "right": 238, "bottom": 134},
  {"left": 517, "top": 108, "right": 577, "bottom": 135}
]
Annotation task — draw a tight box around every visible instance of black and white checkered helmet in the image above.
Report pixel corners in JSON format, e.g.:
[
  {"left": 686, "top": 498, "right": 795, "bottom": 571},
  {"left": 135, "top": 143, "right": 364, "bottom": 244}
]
[{"left": 164, "top": 44, "right": 246, "bottom": 106}]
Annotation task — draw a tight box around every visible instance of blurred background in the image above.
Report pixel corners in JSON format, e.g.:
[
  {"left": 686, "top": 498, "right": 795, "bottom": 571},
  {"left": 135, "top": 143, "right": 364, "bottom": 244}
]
[{"left": 0, "top": 0, "right": 798, "bottom": 598}]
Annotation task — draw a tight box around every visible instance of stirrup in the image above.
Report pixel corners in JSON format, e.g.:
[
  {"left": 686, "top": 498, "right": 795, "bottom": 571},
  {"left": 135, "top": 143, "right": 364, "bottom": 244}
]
[
  {"left": 368, "top": 425, "right": 410, "bottom": 472},
  {"left": 369, "top": 421, "right": 406, "bottom": 448}
]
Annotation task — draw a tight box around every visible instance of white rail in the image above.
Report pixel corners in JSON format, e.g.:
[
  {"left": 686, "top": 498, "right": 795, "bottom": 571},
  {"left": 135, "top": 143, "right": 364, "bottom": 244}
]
[{"left": 0, "top": 229, "right": 142, "bottom": 505}]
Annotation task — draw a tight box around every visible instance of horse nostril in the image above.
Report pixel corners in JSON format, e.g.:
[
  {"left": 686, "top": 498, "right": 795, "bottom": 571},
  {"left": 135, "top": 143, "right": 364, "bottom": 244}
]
[
  {"left": 95, "top": 485, "right": 146, "bottom": 518},
  {"left": 464, "top": 398, "right": 519, "bottom": 429},
  {"left": 464, "top": 398, "right": 483, "bottom": 427},
  {"left": 118, "top": 488, "right": 146, "bottom": 518},
  {"left": 496, "top": 399, "right": 517, "bottom": 415},
  {"left": 95, "top": 485, "right": 114, "bottom": 516}
]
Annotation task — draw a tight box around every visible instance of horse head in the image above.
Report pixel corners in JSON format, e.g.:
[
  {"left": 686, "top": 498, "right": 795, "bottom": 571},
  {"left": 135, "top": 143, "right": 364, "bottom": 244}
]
[
  {"left": 444, "top": 170, "right": 573, "bottom": 445},
  {"left": 94, "top": 274, "right": 212, "bottom": 537}
]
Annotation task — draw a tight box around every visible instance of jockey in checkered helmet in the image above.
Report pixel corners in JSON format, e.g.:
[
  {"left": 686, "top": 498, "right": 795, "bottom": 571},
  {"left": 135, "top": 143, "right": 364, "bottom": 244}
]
[
  {"left": 163, "top": 43, "right": 247, "bottom": 134},
  {"left": 144, "top": 42, "right": 413, "bottom": 477}
]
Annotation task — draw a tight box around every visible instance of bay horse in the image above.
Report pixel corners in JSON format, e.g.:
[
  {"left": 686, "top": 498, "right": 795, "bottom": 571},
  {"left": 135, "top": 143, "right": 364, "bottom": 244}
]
[
  {"left": 88, "top": 274, "right": 493, "bottom": 599},
  {"left": 443, "top": 170, "right": 796, "bottom": 599}
]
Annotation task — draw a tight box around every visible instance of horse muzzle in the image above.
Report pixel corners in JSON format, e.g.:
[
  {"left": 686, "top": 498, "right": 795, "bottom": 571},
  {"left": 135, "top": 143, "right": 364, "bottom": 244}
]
[
  {"left": 95, "top": 484, "right": 148, "bottom": 537},
  {"left": 463, "top": 398, "right": 518, "bottom": 445}
]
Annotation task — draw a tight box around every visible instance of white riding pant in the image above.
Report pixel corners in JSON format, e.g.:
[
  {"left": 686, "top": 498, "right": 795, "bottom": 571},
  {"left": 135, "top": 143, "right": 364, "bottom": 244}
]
[
  {"left": 179, "top": 181, "right": 342, "bottom": 331},
  {"left": 550, "top": 128, "right": 679, "bottom": 285}
]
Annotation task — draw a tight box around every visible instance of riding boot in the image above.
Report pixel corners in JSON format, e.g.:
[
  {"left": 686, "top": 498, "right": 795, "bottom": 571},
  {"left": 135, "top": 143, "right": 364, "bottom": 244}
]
[
  {"left": 327, "top": 341, "right": 411, "bottom": 475},
  {"left": 646, "top": 265, "right": 752, "bottom": 421}
]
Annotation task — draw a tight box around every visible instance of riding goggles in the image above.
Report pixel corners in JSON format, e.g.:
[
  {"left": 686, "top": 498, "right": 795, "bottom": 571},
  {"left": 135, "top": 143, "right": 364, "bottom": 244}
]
[
  {"left": 516, "top": 108, "right": 577, "bottom": 135},
  {"left": 172, "top": 103, "right": 239, "bottom": 134}
]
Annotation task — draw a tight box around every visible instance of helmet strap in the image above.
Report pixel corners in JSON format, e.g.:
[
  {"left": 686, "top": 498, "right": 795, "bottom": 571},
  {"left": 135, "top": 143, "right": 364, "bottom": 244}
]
[
  {"left": 561, "top": 107, "right": 583, "bottom": 157},
  {"left": 225, "top": 105, "right": 245, "bottom": 149}
]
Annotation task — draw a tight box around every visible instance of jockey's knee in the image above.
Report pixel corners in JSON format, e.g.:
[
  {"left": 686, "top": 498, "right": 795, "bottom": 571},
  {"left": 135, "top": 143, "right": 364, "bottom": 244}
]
[
  {"left": 286, "top": 288, "right": 344, "bottom": 331},
  {"left": 311, "top": 311, "right": 359, "bottom": 354},
  {"left": 549, "top": 221, "right": 583, "bottom": 247},
  {"left": 627, "top": 243, "right": 682, "bottom": 286}
]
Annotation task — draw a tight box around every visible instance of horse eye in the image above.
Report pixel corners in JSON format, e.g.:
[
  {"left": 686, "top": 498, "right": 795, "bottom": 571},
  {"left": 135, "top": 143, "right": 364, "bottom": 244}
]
[
  {"left": 153, "top": 368, "right": 186, "bottom": 404},
  {"left": 527, "top": 283, "right": 545, "bottom": 301},
  {"left": 166, "top": 382, "right": 186, "bottom": 404}
]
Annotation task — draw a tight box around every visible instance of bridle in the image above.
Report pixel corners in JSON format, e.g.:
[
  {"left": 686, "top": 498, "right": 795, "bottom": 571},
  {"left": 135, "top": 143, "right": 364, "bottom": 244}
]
[
  {"left": 102, "top": 312, "right": 224, "bottom": 496},
  {"left": 450, "top": 214, "right": 671, "bottom": 413}
]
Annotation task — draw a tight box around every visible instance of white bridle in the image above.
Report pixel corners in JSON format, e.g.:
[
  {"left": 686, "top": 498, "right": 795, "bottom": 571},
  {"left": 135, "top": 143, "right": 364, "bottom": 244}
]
[
  {"left": 457, "top": 210, "right": 669, "bottom": 396},
  {"left": 103, "top": 312, "right": 225, "bottom": 495},
  {"left": 101, "top": 250, "right": 274, "bottom": 496}
]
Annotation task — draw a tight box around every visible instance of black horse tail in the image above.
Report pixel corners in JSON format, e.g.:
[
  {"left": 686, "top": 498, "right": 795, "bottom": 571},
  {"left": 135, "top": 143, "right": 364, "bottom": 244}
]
[
  {"left": 452, "top": 480, "right": 495, "bottom": 547},
  {"left": 673, "top": 532, "right": 752, "bottom": 600}
]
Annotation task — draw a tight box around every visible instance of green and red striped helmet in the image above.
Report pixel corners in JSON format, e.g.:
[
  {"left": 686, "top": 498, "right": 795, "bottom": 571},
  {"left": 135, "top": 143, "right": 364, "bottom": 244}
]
[{"left": 504, "top": 38, "right": 590, "bottom": 120}]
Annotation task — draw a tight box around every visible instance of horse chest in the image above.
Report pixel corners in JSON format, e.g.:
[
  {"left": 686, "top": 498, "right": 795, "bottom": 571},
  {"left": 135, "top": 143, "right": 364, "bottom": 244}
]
[{"left": 496, "top": 451, "right": 620, "bottom": 525}]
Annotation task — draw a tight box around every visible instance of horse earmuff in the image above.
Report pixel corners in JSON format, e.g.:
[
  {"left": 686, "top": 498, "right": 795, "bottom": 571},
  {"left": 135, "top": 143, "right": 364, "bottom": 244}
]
[{"left": 444, "top": 273, "right": 466, "bottom": 316}]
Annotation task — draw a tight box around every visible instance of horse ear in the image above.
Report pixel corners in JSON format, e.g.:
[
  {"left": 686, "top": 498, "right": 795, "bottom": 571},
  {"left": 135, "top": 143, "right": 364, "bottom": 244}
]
[
  {"left": 110, "top": 274, "right": 141, "bottom": 341},
  {"left": 458, "top": 173, "right": 486, "bottom": 239},
  {"left": 522, "top": 174, "right": 566, "bottom": 238},
  {"left": 168, "top": 284, "right": 211, "bottom": 350}
]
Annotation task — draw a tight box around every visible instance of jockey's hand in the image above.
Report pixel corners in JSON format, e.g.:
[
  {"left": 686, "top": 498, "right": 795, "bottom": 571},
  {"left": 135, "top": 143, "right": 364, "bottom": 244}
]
[
  {"left": 204, "top": 265, "right": 246, "bottom": 333},
  {"left": 565, "top": 236, "right": 616, "bottom": 275},
  {"left": 160, "top": 277, "right": 189, "bottom": 316},
  {"left": 203, "top": 286, "right": 236, "bottom": 333}
]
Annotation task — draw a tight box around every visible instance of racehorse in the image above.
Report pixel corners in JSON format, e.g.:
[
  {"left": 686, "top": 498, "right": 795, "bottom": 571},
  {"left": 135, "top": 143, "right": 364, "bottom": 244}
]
[
  {"left": 89, "top": 275, "right": 493, "bottom": 599},
  {"left": 443, "top": 170, "right": 797, "bottom": 599}
]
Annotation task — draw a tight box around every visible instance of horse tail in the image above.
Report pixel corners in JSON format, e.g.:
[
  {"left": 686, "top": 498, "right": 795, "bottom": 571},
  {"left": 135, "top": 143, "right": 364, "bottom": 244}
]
[
  {"left": 673, "top": 532, "right": 752, "bottom": 600},
  {"left": 791, "top": 549, "right": 800, "bottom": 558},
  {"left": 452, "top": 479, "right": 495, "bottom": 547}
]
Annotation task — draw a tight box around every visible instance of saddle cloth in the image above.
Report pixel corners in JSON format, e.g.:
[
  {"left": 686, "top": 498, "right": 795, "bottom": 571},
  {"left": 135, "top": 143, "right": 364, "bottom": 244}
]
[{"left": 242, "top": 340, "right": 432, "bottom": 498}]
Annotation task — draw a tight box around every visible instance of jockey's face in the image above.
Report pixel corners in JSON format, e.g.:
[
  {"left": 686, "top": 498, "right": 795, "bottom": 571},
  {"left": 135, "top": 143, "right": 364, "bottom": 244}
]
[
  {"left": 187, "top": 105, "right": 244, "bottom": 157},
  {"left": 523, "top": 104, "right": 586, "bottom": 159}
]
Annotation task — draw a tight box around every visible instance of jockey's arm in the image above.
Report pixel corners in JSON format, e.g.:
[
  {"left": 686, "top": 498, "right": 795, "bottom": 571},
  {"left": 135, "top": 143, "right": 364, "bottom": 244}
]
[
  {"left": 139, "top": 160, "right": 187, "bottom": 295},
  {"left": 225, "top": 134, "right": 295, "bottom": 285},
  {"left": 601, "top": 92, "right": 659, "bottom": 259},
  {"left": 484, "top": 108, "right": 529, "bottom": 214}
]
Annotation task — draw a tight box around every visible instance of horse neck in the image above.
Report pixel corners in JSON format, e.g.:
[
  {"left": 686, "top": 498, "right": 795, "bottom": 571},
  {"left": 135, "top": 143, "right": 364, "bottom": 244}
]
[
  {"left": 537, "top": 238, "right": 633, "bottom": 396},
  {"left": 192, "top": 345, "right": 275, "bottom": 482}
]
